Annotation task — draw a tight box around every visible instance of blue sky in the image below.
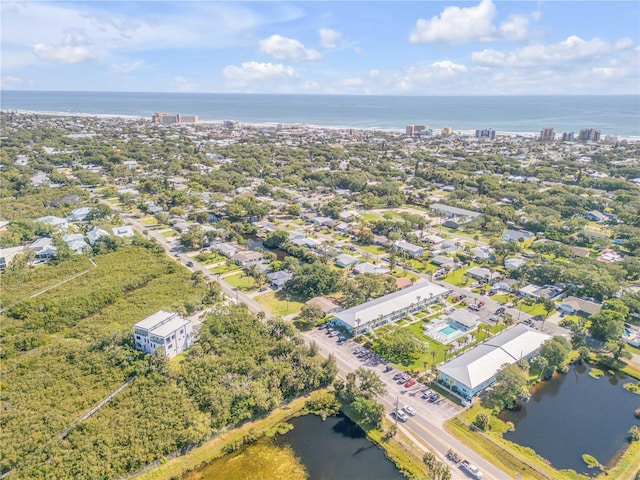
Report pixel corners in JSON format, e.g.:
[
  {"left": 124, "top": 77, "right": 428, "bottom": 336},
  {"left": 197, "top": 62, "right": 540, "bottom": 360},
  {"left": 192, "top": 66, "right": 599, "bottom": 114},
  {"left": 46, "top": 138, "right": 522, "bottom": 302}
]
[{"left": 1, "top": 1, "right": 639, "bottom": 95}]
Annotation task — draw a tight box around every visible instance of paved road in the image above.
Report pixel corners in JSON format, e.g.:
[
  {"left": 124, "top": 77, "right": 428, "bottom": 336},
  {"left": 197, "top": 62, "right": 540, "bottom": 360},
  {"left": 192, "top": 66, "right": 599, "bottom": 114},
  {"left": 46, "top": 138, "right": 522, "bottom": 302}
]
[{"left": 305, "top": 328, "right": 514, "bottom": 480}]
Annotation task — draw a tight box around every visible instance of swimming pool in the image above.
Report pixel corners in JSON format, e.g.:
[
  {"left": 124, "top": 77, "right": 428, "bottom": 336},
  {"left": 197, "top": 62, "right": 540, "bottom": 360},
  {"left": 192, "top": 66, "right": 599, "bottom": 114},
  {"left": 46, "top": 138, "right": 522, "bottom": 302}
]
[{"left": 439, "top": 325, "right": 458, "bottom": 336}]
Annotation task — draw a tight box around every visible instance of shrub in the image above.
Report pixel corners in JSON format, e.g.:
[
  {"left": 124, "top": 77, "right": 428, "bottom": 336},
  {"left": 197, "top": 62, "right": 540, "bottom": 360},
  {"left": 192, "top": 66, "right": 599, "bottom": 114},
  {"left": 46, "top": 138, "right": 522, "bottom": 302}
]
[
  {"left": 628, "top": 426, "right": 640, "bottom": 442},
  {"left": 473, "top": 412, "right": 490, "bottom": 431}
]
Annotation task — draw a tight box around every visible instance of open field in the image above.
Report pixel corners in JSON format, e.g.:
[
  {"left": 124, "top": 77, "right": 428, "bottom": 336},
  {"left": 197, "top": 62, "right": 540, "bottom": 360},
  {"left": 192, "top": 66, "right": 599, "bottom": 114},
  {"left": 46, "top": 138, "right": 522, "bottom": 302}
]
[{"left": 254, "top": 291, "right": 305, "bottom": 316}]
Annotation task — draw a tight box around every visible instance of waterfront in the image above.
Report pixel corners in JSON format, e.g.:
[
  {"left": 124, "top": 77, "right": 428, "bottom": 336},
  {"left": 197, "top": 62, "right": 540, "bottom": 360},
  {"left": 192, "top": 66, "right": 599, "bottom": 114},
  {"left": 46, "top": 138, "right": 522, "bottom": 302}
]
[
  {"left": 499, "top": 362, "right": 640, "bottom": 476},
  {"left": 274, "top": 414, "right": 405, "bottom": 480},
  {"left": 2, "top": 91, "right": 639, "bottom": 136}
]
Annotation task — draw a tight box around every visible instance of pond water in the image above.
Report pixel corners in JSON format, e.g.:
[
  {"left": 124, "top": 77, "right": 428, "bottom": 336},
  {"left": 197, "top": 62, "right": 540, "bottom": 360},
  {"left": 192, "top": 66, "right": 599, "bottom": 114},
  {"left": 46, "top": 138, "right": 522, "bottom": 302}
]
[
  {"left": 499, "top": 362, "right": 640, "bottom": 475},
  {"left": 275, "top": 413, "right": 405, "bottom": 480},
  {"left": 245, "top": 235, "right": 286, "bottom": 260}
]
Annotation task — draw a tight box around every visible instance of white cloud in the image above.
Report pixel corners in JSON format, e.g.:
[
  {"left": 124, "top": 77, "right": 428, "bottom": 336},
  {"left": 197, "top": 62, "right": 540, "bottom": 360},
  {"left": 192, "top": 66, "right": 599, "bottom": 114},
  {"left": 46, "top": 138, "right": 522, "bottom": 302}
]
[
  {"left": 223, "top": 61, "right": 298, "bottom": 84},
  {"left": 319, "top": 28, "right": 341, "bottom": 49},
  {"left": 472, "top": 36, "right": 635, "bottom": 67},
  {"left": 259, "top": 35, "right": 321, "bottom": 61},
  {"left": 342, "top": 78, "right": 364, "bottom": 87},
  {"left": 171, "top": 75, "right": 199, "bottom": 92},
  {"left": 33, "top": 43, "right": 96, "bottom": 64},
  {"left": 1, "top": 75, "right": 24, "bottom": 88},
  {"left": 410, "top": 0, "right": 497, "bottom": 44},
  {"left": 410, "top": 0, "right": 540, "bottom": 44},
  {"left": 111, "top": 60, "right": 144, "bottom": 74},
  {"left": 499, "top": 14, "right": 532, "bottom": 42}
]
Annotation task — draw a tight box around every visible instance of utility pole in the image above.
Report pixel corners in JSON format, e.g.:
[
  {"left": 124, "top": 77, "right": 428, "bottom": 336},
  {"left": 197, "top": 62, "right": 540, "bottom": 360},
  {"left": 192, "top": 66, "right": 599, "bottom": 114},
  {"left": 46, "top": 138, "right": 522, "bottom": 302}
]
[{"left": 395, "top": 396, "right": 399, "bottom": 427}]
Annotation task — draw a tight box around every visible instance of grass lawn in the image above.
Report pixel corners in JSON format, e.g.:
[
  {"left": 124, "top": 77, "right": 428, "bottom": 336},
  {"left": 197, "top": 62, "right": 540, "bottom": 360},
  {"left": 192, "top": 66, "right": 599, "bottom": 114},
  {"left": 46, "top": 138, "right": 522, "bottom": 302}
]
[
  {"left": 139, "top": 216, "right": 159, "bottom": 226},
  {"left": 361, "top": 212, "right": 382, "bottom": 222},
  {"left": 491, "top": 293, "right": 512, "bottom": 304},
  {"left": 160, "top": 229, "right": 178, "bottom": 238},
  {"left": 357, "top": 244, "right": 387, "bottom": 256},
  {"left": 443, "top": 264, "right": 478, "bottom": 287},
  {"left": 209, "top": 263, "right": 243, "bottom": 275},
  {"left": 389, "top": 269, "right": 420, "bottom": 280},
  {"left": 515, "top": 300, "right": 547, "bottom": 317},
  {"left": 254, "top": 291, "right": 304, "bottom": 316},
  {"left": 224, "top": 272, "right": 258, "bottom": 292}
]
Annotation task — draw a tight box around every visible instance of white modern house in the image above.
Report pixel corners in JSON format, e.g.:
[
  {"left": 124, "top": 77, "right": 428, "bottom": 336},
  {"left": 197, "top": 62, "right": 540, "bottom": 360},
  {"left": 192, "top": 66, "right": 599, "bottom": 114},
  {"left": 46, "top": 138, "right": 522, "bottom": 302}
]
[
  {"left": 112, "top": 226, "right": 135, "bottom": 238},
  {"left": 331, "top": 282, "right": 450, "bottom": 335},
  {"left": 87, "top": 227, "right": 110, "bottom": 245},
  {"left": 67, "top": 207, "right": 93, "bottom": 222},
  {"left": 133, "top": 310, "right": 193, "bottom": 358},
  {"left": 437, "top": 324, "right": 551, "bottom": 400}
]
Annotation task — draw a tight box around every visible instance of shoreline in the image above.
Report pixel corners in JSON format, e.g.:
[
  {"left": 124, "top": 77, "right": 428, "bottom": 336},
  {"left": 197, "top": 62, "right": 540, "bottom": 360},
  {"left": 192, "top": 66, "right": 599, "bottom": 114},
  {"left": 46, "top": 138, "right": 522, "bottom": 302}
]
[{"left": 3, "top": 108, "right": 639, "bottom": 141}]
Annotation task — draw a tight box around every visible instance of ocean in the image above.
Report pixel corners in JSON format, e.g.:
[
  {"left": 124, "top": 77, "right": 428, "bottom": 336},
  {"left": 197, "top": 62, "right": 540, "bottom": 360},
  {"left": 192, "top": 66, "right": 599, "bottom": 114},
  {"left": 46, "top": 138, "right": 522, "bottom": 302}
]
[{"left": 1, "top": 91, "right": 639, "bottom": 137}]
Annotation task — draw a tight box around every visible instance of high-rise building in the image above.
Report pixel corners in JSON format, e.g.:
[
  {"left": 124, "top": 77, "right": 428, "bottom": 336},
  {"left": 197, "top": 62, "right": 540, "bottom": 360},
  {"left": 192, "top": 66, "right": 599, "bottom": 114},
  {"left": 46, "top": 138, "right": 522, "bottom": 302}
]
[
  {"left": 578, "top": 128, "right": 601, "bottom": 143},
  {"left": 562, "top": 132, "right": 575, "bottom": 141},
  {"left": 539, "top": 127, "right": 556, "bottom": 142},
  {"left": 405, "top": 124, "right": 428, "bottom": 136},
  {"left": 475, "top": 128, "right": 496, "bottom": 140},
  {"left": 441, "top": 126, "right": 453, "bottom": 136},
  {"left": 152, "top": 112, "right": 198, "bottom": 125}
]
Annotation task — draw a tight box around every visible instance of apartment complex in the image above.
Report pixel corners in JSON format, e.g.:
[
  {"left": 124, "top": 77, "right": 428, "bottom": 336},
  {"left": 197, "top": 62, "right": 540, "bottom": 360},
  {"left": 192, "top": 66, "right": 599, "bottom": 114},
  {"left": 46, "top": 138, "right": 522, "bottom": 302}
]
[
  {"left": 133, "top": 310, "right": 193, "bottom": 358},
  {"left": 406, "top": 124, "right": 429, "bottom": 136},
  {"left": 475, "top": 128, "right": 496, "bottom": 140},
  {"left": 539, "top": 127, "right": 556, "bottom": 142},
  {"left": 578, "top": 128, "right": 601, "bottom": 143},
  {"left": 152, "top": 112, "right": 198, "bottom": 125}
]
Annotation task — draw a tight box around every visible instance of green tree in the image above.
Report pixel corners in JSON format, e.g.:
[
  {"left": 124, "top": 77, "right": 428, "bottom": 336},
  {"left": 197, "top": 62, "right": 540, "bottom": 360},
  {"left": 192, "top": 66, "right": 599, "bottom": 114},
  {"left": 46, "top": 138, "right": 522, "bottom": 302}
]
[
  {"left": 373, "top": 328, "right": 428, "bottom": 365},
  {"left": 263, "top": 230, "right": 289, "bottom": 249},
  {"left": 589, "top": 310, "right": 625, "bottom": 342},
  {"left": 488, "top": 363, "right": 531, "bottom": 410},
  {"left": 539, "top": 336, "right": 571, "bottom": 373},
  {"left": 350, "top": 396, "right": 385, "bottom": 426},
  {"left": 286, "top": 262, "right": 343, "bottom": 299}
]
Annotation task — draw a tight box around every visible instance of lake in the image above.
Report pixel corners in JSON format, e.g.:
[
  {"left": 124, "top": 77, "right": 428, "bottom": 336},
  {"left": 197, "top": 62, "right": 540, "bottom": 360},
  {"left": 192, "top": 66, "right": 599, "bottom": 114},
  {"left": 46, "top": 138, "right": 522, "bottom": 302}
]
[
  {"left": 275, "top": 413, "right": 405, "bottom": 480},
  {"left": 499, "top": 362, "right": 640, "bottom": 475}
]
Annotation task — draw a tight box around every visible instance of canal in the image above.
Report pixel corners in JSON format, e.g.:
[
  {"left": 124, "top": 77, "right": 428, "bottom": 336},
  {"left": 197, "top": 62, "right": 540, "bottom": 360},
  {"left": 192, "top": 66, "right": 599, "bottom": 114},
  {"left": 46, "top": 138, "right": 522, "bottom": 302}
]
[
  {"left": 499, "top": 362, "right": 640, "bottom": 475},
  {"left": 274, "top": 413, "right": 405, "bottom": 480}
]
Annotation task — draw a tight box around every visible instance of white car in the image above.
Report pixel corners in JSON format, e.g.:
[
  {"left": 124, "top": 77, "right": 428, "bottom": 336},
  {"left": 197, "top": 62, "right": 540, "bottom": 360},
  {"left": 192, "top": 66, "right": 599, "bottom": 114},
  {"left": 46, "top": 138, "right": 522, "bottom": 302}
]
[
  {"left": 403, "top": 405, "right": 417, "bottom": 416},
  {"left": 461, "top": 461, "right": 483, "bottom": 479},
  {"left": 392, "top": 410, "right": 408, "bottom": 422}
]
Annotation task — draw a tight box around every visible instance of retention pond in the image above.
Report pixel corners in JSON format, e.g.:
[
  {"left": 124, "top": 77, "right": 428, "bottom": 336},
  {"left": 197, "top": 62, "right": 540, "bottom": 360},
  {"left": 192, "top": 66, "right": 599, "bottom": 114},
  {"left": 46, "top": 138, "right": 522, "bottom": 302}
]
[{"left": 499, "top": 362, "right": 639, "bottom": 476}]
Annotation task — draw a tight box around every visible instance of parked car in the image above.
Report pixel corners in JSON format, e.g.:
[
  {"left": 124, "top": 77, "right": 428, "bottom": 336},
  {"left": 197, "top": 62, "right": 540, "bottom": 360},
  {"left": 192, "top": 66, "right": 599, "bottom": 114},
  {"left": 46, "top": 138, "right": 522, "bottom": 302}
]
[
  {"left": 392, "top": 410, "right": 408, "bottom": 422},
  {"left": 488, "top": 315, "right": 498, "bottom": 322},
  {"left": 186, "top": 261, "right": 194, "bottom": 267},
  {"left": 468, "top": 304, "right": 481, "bottom": 311},
  {"left": 477, "top": 301, "right": 485, "bottom": 307},
  {"left": 404, "top": 378, "right": 416, "bottom": 388},
  {"left": 461, "top": 461, "right": 483, "bottom": 479},
  {"left": 403, "top": 405, "right": 417, "bottom": 416},
  {"left": 393, "top": 372, "right": 404, "bottom": 380},
  {"left": 421, "top": 389, "right": 432, "bottom": 399},
  {"left": 398, "top": 374, "right": 411, "bottom": 383},
  {"left": 495, "top": 307, "right": 505, "bottom": 314}
]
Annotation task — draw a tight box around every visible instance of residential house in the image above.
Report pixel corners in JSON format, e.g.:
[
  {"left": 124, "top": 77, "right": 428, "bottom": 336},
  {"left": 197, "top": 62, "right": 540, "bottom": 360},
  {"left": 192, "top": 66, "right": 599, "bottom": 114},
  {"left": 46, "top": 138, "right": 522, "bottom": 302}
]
[
  {"left": 27, "top": 237, "right": 58, "bottom": 259},
  {"left": 504, "top": 257, "right": 526, "bottom": 270},
  {"left": 502, "top": 230, "right": 534, "bottom": 243},
  {"left": 0, "top": 246, "right": 25, "bottom": 270},
  {"left": 112, "top": 226, "right": 135, "bottom": 238},
  {"left": 586, "top": 210, "right": 608, "bottom": 223},
  {"left": 353, "top": 262, "right": 389, "bottom": 275},
  {"left": 558, "top": 296, "right": 602, "bottom": 317},
  {"left": 35, "top": 215, "right": 69, "bottom": 232},
  {"left": 266, "top": 270, "right": 293, "bottom": 289},
  {"left": 306, "top": 296, "right": 343, "bottom": 315},
  {"left": 215, "top": 243, "right": 238, "bottom": 258},
  {"left": 466, "top": 267, "right": 500, "bottom": 282},
  {"left": 335, "top": 253, "right": 359, "bottom": 268},
  {"left": 232, "top": 251, "right": 263, "bottom": 266},
  {"left": 86, "top": 227, "right": 110, "bottom": 245},
  {"left": 470, "top": 247, "right": 493, "bottom": 262},
  {"left": 66, "top": 207, "right": 93, "bottom": 222},
  {"left": 394, "top": 240, "right": 424, "bottom": 257},
  {"left": 431, "top": 255, "right": 456, "bottom": 269},
  {"left": 62, "top": 233, "right": 90, "bottom": 254},
  {"left": 133, "top": 310, "right": 193, "bottom": 359}
]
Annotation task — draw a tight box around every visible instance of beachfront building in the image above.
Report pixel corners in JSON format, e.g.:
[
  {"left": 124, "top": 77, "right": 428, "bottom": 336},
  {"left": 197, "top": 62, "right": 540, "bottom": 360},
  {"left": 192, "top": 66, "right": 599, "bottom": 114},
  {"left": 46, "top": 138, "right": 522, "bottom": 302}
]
[
  {"left": 152, "top": 112, "right": 198, "bottom": 125},
  {"left": 539, "top": 127, "right": 556, "bottom": 142},
  {"left": 437, "top": 324, "right": 551, "bottom": 400},
  {"left": 133, "top": 310, "right": 193, "bottom": 358},
  {"left": 331, "top": 282, "right": 450, "bottom": 336}
]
